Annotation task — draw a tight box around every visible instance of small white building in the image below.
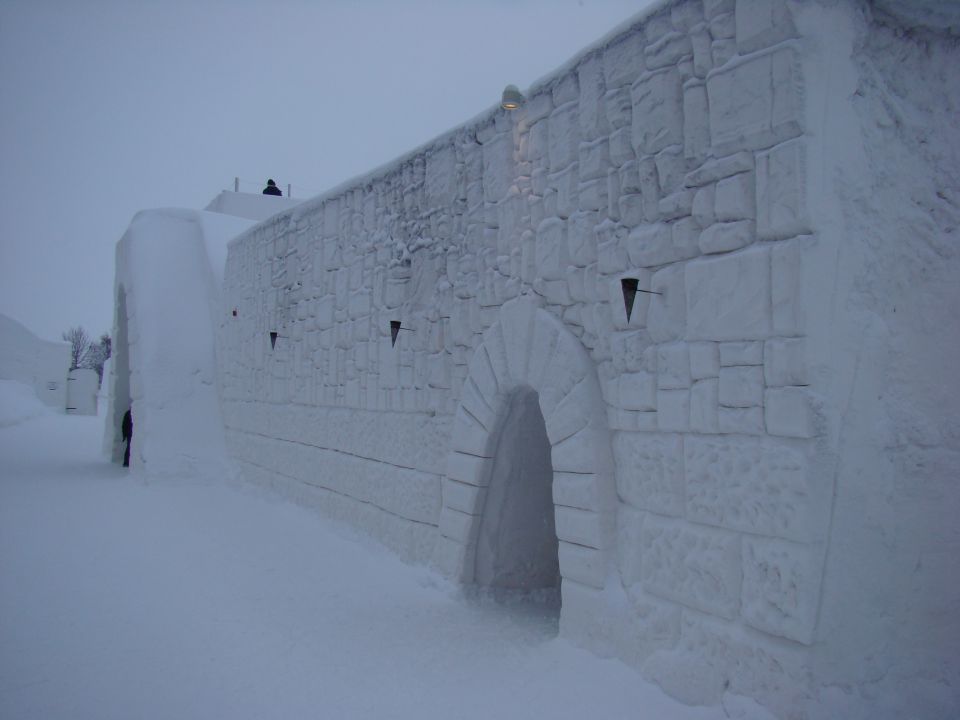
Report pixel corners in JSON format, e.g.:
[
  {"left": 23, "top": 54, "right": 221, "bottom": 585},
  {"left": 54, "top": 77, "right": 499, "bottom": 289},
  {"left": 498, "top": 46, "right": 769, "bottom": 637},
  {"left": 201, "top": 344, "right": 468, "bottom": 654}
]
[{"left": 0, "top": 313, "right": 71, "bottom": 411}]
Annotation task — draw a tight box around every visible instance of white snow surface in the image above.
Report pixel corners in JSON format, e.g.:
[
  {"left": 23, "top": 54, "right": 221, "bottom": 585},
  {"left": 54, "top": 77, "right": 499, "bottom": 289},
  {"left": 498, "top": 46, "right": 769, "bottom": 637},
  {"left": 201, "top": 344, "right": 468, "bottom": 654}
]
[
  {"left": 0, "top": 412, "right": 770, "bottom": 720},
  {"left": 0, "top": 379, "right": 54, "bottom": 428}
]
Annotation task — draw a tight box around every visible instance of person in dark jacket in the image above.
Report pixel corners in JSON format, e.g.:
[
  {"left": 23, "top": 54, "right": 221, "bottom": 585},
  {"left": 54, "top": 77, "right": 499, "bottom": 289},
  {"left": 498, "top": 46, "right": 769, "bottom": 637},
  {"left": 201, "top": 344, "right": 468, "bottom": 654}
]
[
  {"left": 121, "top": 409, "right": 133, "bottom": 468},
  {"left": 262, "top": 179, "right": 282, "bottom": 196}
]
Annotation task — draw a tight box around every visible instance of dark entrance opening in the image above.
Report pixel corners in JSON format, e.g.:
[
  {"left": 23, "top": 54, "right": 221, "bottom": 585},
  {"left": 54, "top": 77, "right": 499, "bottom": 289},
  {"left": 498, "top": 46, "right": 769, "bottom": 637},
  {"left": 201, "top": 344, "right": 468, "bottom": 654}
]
[{"left": 473, "top": 387, "right": 560, "bottom": 617}]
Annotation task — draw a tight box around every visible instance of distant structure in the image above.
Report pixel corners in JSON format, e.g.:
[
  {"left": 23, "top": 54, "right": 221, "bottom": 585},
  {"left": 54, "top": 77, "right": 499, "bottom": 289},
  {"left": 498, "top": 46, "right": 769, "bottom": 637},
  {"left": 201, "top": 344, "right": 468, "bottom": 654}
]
[
  {"left": 107, "top": 2, "right": 960, "bottom": 718},
  {"left": 0, "top": 313, "right": 71, "bottom": 411}
]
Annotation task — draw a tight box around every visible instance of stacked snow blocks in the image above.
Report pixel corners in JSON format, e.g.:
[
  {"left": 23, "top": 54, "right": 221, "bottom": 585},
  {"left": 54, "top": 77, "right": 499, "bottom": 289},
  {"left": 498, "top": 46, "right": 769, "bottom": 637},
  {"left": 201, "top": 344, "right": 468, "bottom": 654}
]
[{"left": 220, "top": 0, "right": 823, "bottom": 714}]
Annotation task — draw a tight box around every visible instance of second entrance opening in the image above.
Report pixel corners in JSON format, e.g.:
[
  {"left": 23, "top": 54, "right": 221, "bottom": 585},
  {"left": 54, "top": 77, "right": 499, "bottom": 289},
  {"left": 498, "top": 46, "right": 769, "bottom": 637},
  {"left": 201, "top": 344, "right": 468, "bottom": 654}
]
[{"left": 473, "top": 387, "right": 560, "bottom": 610}]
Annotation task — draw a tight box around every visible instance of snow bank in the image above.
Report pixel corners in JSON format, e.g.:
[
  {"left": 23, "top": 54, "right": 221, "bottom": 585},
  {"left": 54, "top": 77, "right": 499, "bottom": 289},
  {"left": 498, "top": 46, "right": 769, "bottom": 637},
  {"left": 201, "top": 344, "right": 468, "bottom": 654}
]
[
  {"left": 0, "top": 379, "right": 54, "bottom": 428},
  {"left": 106, "top": 208, "right": 254, "bottom": 478},
  {"left": 0, "top": 313, "right": 70, "bottom": 410}
]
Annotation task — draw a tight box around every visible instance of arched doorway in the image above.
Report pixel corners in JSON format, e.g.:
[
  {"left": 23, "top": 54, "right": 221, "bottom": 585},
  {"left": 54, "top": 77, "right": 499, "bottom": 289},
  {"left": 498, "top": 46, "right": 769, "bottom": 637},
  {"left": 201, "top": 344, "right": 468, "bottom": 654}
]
[
  {"left": 434, "top": 295, "right": 617, "bottom": 620},
  {"left": 474, "top": 387, "right": 559, "bottom": 600}
]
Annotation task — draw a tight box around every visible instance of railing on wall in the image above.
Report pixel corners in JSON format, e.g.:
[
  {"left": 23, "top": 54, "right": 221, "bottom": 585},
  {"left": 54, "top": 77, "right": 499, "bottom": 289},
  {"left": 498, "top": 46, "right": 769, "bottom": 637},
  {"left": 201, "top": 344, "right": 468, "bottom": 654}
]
[{"left": 230, "top": 176, "right": 325, "bottom": 199}]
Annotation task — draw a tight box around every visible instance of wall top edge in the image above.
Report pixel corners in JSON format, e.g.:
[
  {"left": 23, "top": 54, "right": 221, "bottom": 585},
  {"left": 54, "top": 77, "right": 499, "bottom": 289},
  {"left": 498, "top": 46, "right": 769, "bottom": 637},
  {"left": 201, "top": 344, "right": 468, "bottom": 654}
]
[{"left": 227, "top": 0, "right": 680, "bottom": 250}]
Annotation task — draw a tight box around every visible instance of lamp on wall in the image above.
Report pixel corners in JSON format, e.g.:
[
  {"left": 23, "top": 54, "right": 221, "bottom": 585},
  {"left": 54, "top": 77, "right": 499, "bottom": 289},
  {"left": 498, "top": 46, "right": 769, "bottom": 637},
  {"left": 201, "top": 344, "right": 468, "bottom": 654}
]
[{"left": 501, "top": 84, "right": 524, "bottom": 110}]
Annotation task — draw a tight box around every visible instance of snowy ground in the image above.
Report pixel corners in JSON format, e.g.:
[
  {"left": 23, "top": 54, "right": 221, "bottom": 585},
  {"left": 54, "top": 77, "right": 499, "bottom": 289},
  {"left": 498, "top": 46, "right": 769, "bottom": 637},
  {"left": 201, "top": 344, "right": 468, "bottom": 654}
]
[{"left": 0, "top": 402, "right": 749, "bottom": 719}]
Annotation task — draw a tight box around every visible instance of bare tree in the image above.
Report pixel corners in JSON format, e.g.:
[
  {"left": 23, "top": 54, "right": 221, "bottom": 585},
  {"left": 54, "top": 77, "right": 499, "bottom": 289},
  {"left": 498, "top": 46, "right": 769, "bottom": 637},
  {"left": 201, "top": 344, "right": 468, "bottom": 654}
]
[
  {"left": 62, "top": 326, "right": 90, "bottom": 371},
  {"left": 81, "top": 333, "right": 112, "bottom": 382}
]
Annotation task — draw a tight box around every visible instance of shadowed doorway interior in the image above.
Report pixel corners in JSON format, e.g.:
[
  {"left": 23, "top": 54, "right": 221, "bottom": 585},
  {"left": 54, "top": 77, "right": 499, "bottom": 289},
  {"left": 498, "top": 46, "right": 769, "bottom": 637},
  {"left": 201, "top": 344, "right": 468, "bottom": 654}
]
[{"left": 473, "top": 387, "right": 560, "bottom": 615}]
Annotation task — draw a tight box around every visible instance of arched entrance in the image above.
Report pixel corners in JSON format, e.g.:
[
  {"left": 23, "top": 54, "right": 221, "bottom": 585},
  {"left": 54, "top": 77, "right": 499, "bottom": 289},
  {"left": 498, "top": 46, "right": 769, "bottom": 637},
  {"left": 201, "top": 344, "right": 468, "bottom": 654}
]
[
  {"left": 434, "top": 295, "right": 617, "bottom": 608},
  {"left": 474, "top": 387, "right": 559, "bottom": 597}
]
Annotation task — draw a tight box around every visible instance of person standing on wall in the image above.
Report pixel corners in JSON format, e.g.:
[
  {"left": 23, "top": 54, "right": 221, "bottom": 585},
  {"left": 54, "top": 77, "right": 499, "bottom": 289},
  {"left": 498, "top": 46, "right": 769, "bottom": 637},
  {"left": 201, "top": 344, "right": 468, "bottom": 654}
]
[
  {"left": 121, "top": 408, "right": 133, "bottom": 468},
  {"left": 262, "top": 179, "right": 282, "bottom": 196}
]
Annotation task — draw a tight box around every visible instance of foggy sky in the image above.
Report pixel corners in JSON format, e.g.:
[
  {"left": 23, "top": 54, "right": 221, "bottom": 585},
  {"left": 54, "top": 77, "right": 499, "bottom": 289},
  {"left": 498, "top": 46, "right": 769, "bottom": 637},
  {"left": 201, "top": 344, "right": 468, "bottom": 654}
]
[{"left": 0, "top": 0, "right": 651, "bottom": 342}]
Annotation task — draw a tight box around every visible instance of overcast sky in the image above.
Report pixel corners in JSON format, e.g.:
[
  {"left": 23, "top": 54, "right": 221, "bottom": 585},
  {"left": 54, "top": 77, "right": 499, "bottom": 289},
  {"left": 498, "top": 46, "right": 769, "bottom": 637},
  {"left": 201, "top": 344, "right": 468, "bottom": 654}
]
[{"left": 0, "top": 0, "right": 653, "bottom": 342}]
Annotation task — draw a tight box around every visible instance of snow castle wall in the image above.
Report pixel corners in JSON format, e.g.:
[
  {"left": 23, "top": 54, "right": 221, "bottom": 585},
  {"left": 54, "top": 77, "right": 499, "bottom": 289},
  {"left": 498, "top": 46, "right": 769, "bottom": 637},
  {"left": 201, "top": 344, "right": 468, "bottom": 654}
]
[
  {"left": 217, "top": 1, "right": 959, "bottom": 717},
  {"left": 108, "top": 208, "right": 253, "bottom": 476},
  {"left": 0, "top": 313, "right": 71, "bottom": 411}
]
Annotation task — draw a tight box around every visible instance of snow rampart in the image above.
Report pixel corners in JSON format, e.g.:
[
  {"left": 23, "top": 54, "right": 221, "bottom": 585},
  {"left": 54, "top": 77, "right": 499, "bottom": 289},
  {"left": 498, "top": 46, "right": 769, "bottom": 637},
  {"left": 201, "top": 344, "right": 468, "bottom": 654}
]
[
  {"left": 108, "top": 208, "right": 254, "bottom": 477},
  {"left": 0, "top": 313, "right": 70, "bottom": 411},
  {"left": 216, "top": 1, "right": 958, "bottom": 717}
]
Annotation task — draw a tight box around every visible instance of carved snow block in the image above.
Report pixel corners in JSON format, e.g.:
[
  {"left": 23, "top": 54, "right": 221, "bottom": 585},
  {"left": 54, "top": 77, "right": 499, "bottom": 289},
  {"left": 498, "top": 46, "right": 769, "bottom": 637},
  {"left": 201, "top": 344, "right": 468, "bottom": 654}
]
[
  {"left": 549, "top": 102, "right": 580, "bottom": 172},
  {"left": 735, "top": 0, "right": 797, "bottom": 55},
  {"left": 527, "top": 119, "right": 549, "bottom": 163},
  {"left": 719, "top": 365, "right": 763, "bottom": 407},
  {"left": 657, "top": 343, "right": 691, "bottom": 389},
  {"left": 579, "top": 178, "right": 608, "bottom": 212},
  {"left": 525, "top": 91, "right": 554, "bottom": 125},
  {"left": 553, "top": 72, "right": 579, "bottom": 106},
  {"left": 645, "top": 32, "right": 693, "bottom": 71},
  {"left": 712, "top": 38, "right": 737, "bottom": 68},
  {"left": 671, "top": 0, "right": 704, "bottom": 31},
  {"left": 685, "top": 435, "right": 811, "bottom": 540},
  {"left": 618, "top": 371, "right": 657, "bottom": 411},
  {"left": 648, "top": 264, "right": 687, "bottom": 343},
  {"left": 764, "top": 337, "right": 809, "bottom": 386},
  {"left": 655, "top": 145, "right": 687, "bottom": 195},
  {"left": 689, "top": 341, "right": 720, "bottom": 379},
  {"left": 690, "top": 378, "right": 720, "bottom": 433},
  {"left": 707, "top": 46, "right": 802, "bottom": 156},
  {"left": 554, "top": 471, "right": 604, "bottom": 512},
  {"left": 765, "top": 386, "right": 815, "bottom": 438},
  {"left": 641, "top": 515, "right": 741, "bottom": 618},
  {"left": 556, "top": 506, "right": 607, "bottom": 549},
  {"left": 757, "top": 138, "right": 811, "bottom": 240},
  {"left": 699, "top": 220, "right": 755, "bottom": 254},
  {"left": 617, "top": 505, "right": 645, "bottom": 587},
  {"left": 741, "top": 536, "right": 819, "bottom": 644},
  {"left": 559, "top": 541, "right": 605, "bottom": 589},
  {"left": 684, "top": 151, "right": 753, "bottom": 188},
  {"left": 607, "top": 169, "right": 622, "bottom": 221},
  {"left": 603, "top": 31, "right": 646, "bottom": 89},
  {"left": 657, "top": 389, "right": 690, "bottom": 432},
  {"left": 482, "top": 132, "right": 514, "bottom": 204},
  {"left": 610, "top": 328, "right": 654, "bottom": 374},
  {"left": 714, "top": 171, "right": 755, "bottom": 221},
  {"left": 535, "top": 217, "right": 570, "bottom": 282},
  {"left": 548, "top": 163, "right": 579, "bottom": 219},
  {"left": 609, "top": 127, "right": 634, "bottom": 167},
  {"left": 662, "top": 611, "right": 809, "bottom": 715},
  {"left": 567, "top": 210, "right": 599, "bottom": 267},
  {"left": 718, "top": 406, "right": 763, "bottom": 434},
  {"left": 578, "top": 55, "right": 608, "bottom": 140},
  {"left": 619, "top": 193, "right": 645, "bottom": 227},
  {"left": 613, "top": 432, "right": 684, "bottom": 516},
  {"left": 627, "top": 223, "right": 669, "bottom": 268},
  {"left": 692, "top": 185, "right": 716, "bottom": 228},
  {"left": 442, "top": 477, "right": 487, "bottom": 516},
  {"left": 683, "top": 81, "right": 710, "bottom": 160},
  {"left": 439, "top": 506, "right": 478, "bottom": 547},
  {"left": 631, "top": 67, "right": 683, "bottom": 156},
  {"left": 691, "top": 23, "right": 713, "bottom": 78},
  {"left": 686, "top": 246, "right": 771, "bottom": 340},
  {"left": 719, "top": 340, "right": 763, "bottom": 366},
  {"left": 638, "top": 156, "right": 661, "bottom": 221},
  {"left": 771, "top": 237, "right": 807, "bottom": 336},
  {"left": 579, "top": 138, "right": 611, "bottom": 181},
  {"left": 605, "top": 86, "right": 633, "bottom": 130},
  {"left": 425, "top": 145, "right": 458, "bottom": 207},
  {"left": 619, "top": 159, "right": 642, "bottom": 195}
]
